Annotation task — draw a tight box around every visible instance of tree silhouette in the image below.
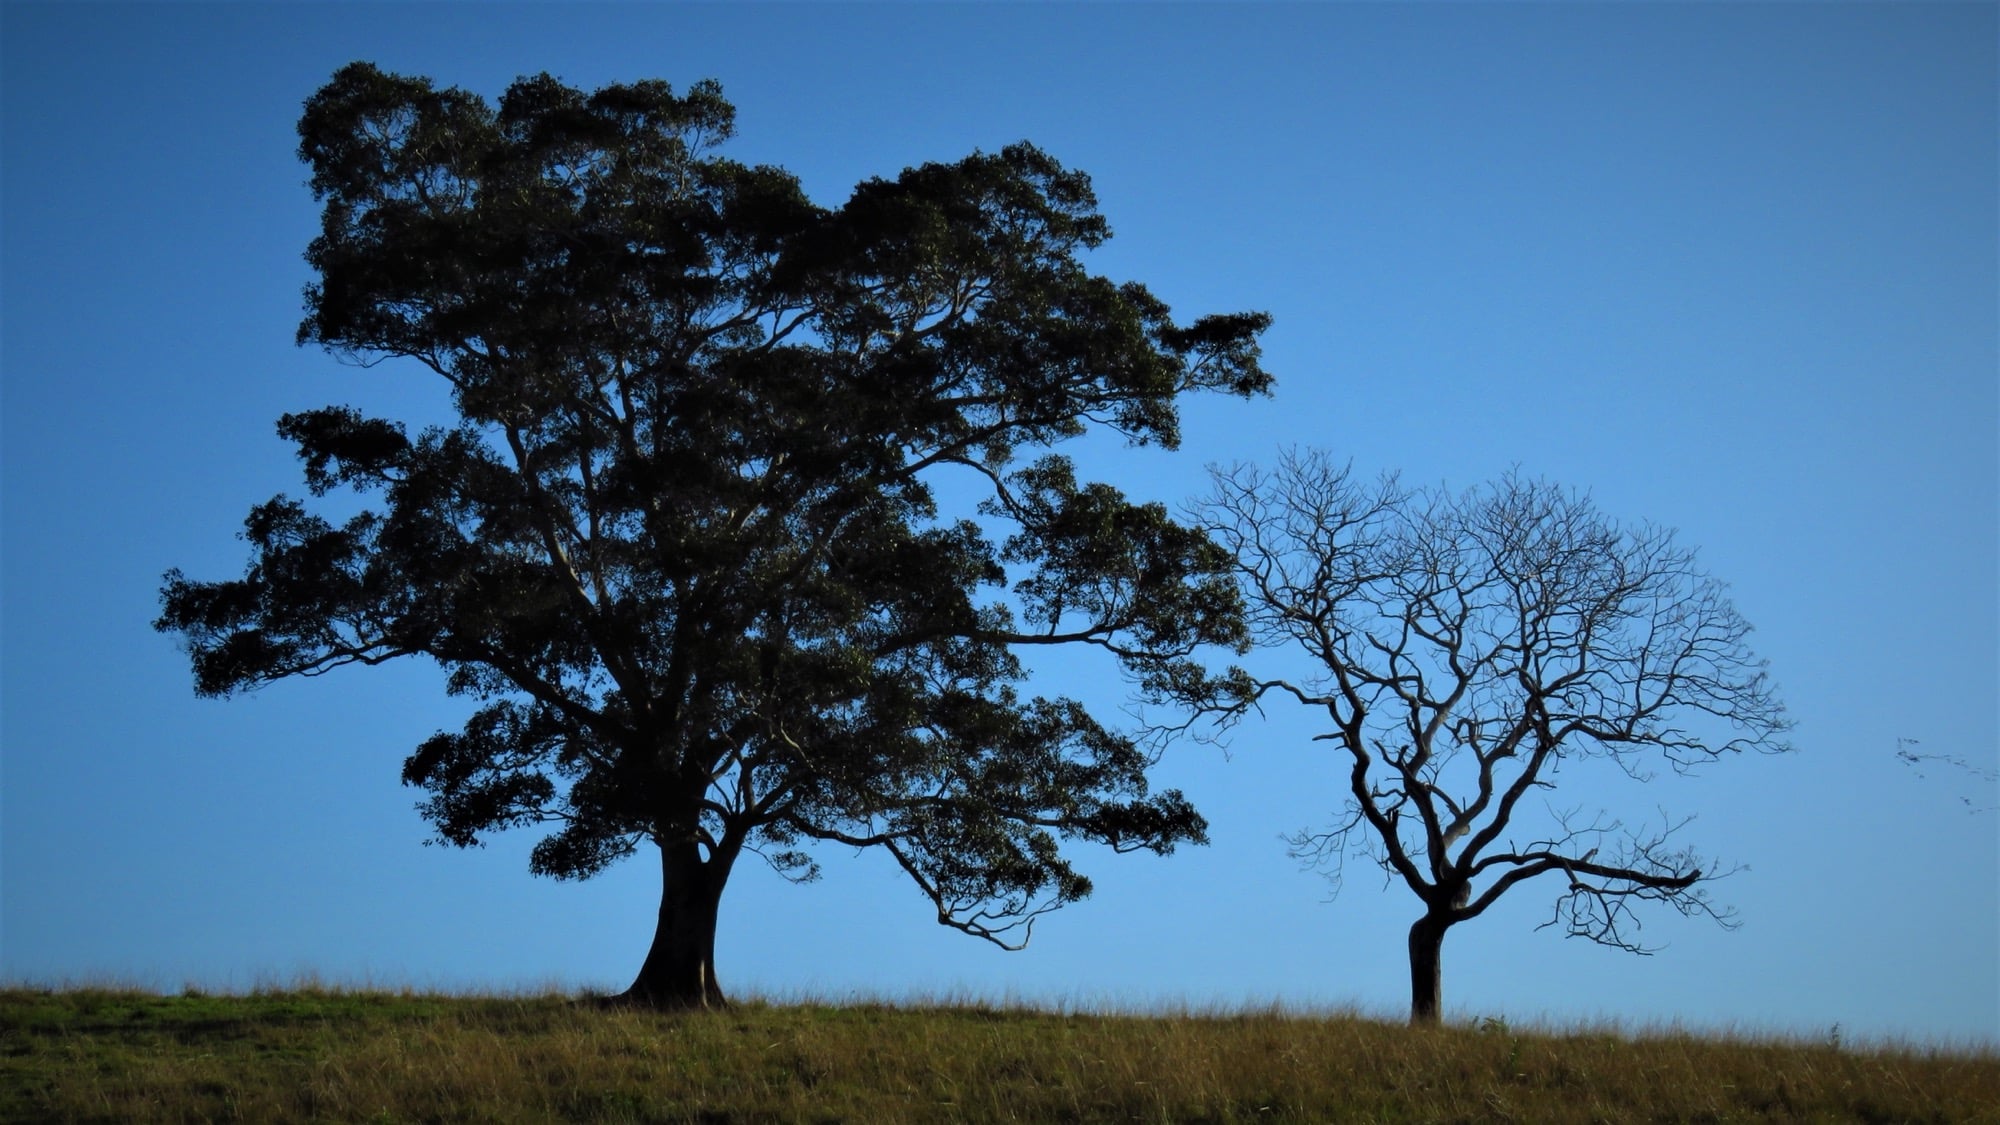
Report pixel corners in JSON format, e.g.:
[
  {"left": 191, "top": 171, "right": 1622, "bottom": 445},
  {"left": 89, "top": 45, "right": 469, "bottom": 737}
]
[
  {"left": 158, "top": 64, "right": 1272, "bottom": 1007},
  {"left": 1196, "top": 453, "right": 1791, "bottom": 1023}
]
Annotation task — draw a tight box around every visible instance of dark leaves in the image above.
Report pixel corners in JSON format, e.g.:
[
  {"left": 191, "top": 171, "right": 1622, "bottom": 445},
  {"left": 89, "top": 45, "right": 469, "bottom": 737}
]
[
  {"left": 277, "top": 408, "right": 410, "bottom": 495},
  {"left": 163, "top": 64, "right": 1270, "bottom": 937}
]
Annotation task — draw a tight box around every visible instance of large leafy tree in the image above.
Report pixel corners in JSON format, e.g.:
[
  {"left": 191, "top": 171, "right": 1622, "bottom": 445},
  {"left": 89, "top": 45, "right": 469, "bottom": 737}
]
[{"left": 157, "top": 64, "right": 1272, "bottom": 1008}]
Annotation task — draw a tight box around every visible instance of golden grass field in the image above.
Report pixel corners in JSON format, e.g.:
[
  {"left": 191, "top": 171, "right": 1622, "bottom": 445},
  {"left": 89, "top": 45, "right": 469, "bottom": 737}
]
[{"left": 3, "top": 985, "right": 1995, "bottom": 1123}]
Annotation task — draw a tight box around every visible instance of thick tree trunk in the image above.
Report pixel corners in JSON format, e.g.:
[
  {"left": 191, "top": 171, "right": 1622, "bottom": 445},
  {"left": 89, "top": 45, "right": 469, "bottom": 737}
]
[
  {"left": 618, "top": 838, "right": 727, "bottom": 1009},
  {"left": 1408, "top": 914, "right": 1449, "bottom": 1025}
]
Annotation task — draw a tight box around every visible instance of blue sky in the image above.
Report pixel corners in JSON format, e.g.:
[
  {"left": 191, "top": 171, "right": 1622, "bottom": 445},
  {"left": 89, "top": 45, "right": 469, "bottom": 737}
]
[{"left": 3, "top": 3, "right": 1994, "bottom": 1042}]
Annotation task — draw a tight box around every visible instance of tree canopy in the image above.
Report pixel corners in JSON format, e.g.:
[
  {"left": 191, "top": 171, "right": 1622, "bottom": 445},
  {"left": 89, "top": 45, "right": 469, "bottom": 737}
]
[{"left": 158, "top": 63, "right": 1272, "bottom": 1006}]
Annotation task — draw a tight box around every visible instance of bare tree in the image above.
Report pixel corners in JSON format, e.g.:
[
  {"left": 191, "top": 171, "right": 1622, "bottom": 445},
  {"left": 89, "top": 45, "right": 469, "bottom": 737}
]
[{"left": 1195, "top": 452, "right": 1793, "bottom": 1023}]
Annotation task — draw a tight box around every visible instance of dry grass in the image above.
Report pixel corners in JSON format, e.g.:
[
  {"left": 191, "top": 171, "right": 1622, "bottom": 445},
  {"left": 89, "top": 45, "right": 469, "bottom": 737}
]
[{"left": 2, "top": 985, "right": 1994, "bottom": 1123}]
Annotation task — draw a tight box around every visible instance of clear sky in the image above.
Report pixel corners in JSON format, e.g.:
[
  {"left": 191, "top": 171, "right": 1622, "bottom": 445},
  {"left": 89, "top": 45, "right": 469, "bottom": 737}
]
[{"left": 3, "top": 3, "right": 1994, "bottom": 1043}]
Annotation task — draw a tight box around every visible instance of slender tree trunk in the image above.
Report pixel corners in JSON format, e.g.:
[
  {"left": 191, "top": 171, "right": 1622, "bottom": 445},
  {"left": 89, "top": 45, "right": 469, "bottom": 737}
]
[
  {"left": 1408, "top": 914, "right": 1449, "bottom": 1025},
  {"left": 619, "top": 838, "right": 727, "bottom": 1009}
]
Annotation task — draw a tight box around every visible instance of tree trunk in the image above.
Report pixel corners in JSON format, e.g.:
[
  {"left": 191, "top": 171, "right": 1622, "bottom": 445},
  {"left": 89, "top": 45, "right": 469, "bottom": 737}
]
[
  {"left": 1408, "top": 914, "right": 1449, "bottom": 1025},
  {"left": 619, "top": 838, "right": 727, "bottom": 1009}
]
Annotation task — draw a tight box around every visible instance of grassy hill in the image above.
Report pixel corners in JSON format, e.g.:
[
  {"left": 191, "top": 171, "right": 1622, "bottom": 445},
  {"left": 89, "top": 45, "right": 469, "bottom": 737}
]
[{"left": 3, "top": 986, "right": 1994, "bottom": 1123}]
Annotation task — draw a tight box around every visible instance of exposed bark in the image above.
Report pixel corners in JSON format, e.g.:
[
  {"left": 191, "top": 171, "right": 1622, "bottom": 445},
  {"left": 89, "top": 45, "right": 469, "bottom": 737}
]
[
  {"left": 1408, "top": 914, "right": 1449, "bottom": 1025},
  {"left": 618, "top": 839, "right": 727, "bottom": 1009}
]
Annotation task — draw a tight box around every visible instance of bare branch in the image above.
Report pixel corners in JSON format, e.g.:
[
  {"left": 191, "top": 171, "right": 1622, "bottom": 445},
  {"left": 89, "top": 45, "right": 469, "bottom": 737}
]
[
  {"left": 1896, "top": 737, "right": 1998, "bottom": 814},
  {"left": 1195, "top": 455, "right": 1792, "bottom": 1018}
]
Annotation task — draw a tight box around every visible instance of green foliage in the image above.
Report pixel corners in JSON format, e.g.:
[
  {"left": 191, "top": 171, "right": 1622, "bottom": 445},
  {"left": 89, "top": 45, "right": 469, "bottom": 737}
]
[
  {"left": 6, "top": 988, "right": 1995, "bottom": 1124},
  {"left": 157, "top": 63, "right": 1272, "bottom": 989}
]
